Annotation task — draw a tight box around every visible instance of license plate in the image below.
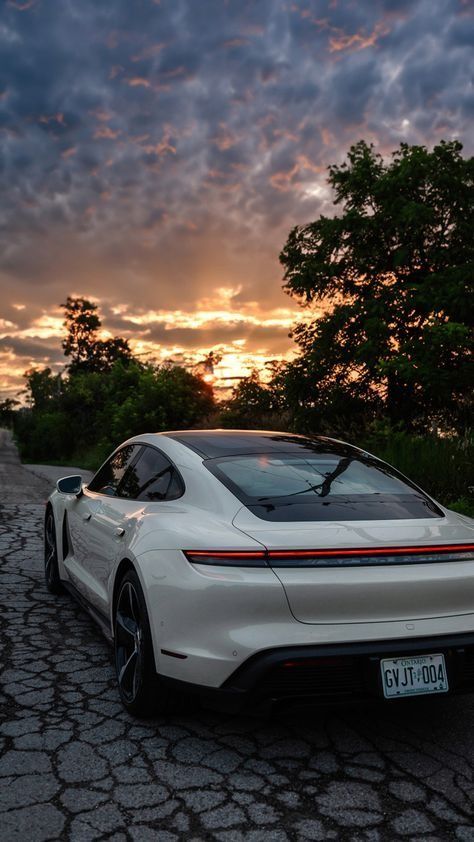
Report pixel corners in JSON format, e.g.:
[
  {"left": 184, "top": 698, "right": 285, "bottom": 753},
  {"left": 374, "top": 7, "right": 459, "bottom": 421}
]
[{"left": 381, "top": 653, "right": 448, "bottom": 699}]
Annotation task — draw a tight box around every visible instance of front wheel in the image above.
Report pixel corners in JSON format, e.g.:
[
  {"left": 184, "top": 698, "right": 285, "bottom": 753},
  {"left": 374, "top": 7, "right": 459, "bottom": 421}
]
[
  {"left": 114, "top": 569, "right": 183, "bottom": 717},
  {"left": 44, "top": 509, "right": 63, "bottom": 594}
]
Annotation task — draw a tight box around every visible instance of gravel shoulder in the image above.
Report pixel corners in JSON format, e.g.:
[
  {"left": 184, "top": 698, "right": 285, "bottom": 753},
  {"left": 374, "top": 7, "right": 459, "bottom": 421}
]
[{"left": 0, "top": 428, "right": 93, "bottom": 504}]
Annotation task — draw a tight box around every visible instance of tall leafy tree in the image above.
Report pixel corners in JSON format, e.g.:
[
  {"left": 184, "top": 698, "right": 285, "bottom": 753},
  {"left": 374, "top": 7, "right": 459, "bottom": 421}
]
[
  {"left": 280, "top": 140, "right": 473, "bottom": 430},
  {"left": 221, "top": 370, "right": 276, "bottom": 428},
  {"left": 62, "top": 296, "right": 133, "bottom": 373},
  {"left": 22, "top": 367, "right": 60, "bottom": 410}
]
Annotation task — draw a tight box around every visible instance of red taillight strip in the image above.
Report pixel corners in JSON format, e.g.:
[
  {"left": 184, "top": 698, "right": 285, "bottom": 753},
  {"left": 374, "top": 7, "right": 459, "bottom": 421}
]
[
  {"left": 267, "top": 544, "right": 474, "bottom": 559},
  {"left": 184, "top": 550, "right": 268, "bottom": 567},
  {"left": 185, "top": 544, "right": 474, "bottom": 567},
  {"left": 186, "top": 550, "right": 266, "bottom": 559}
]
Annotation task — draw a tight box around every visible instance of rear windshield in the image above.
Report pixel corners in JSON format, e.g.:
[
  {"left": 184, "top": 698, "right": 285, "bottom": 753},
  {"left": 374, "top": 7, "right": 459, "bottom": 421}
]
[{"left": 205, "top": 449, "right": 443, "bottom": 521}]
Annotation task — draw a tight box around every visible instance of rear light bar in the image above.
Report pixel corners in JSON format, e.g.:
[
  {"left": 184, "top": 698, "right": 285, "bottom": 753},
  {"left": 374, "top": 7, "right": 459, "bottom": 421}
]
[
  {"left": 185, "top": 544, "right": 474, "bottom": 568},
  {"left": 268, "top": 544, "right": 474, "bottom": 567},
  {"left": 184, "top": 551, "right": 267, "bottom": 567}
]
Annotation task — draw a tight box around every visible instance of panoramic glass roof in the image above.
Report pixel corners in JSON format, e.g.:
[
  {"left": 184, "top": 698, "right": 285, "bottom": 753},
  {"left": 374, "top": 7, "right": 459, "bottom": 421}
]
[{"left": 166, "top": 430, "right": 338, "bottom": 459}]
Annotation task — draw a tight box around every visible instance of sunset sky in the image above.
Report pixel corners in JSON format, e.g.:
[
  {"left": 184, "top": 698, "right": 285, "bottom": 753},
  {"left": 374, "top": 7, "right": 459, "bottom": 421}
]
[{"left": 1, "top": 0, "right": 473, "bottom": 399}]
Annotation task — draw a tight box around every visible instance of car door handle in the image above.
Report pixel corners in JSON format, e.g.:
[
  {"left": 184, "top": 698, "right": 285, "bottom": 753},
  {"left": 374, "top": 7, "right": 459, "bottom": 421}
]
[
  {"left": 115, "top": 527, "right": 125, "bottom": 537},
  {"left": 82, "top": 513, "right": 91, "bottom": 522}
]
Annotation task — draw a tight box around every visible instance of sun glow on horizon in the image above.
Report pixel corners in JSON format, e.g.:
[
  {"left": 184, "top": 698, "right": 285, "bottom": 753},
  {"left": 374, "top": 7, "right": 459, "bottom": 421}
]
[{"left": 0, "top": 295, "right": 312, "bottom": 400}]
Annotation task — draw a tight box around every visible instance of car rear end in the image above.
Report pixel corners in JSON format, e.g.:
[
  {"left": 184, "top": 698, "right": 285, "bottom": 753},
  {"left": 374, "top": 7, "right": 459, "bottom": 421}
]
[
  {"left": 182, "top": 531, "right": 474, "bottom": 711},
  {"left": 154, "top": 431, "right": 474, "bottom": 711}
]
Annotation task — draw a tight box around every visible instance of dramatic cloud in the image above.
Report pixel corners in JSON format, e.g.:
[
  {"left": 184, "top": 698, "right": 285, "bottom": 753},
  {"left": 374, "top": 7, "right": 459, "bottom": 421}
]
[{"left": 0, "top": 0, "right": 472, "bottom": 396}]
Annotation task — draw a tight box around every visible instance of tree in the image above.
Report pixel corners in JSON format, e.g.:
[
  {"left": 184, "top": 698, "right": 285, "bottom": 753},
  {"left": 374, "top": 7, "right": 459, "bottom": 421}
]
[
  {"left": 15, "top": 296, "right": 216, "bottom": 465},
  {"left": 221, "top": 370, "right": 285, "bottom": 428},
  {"left": 23, "top": 368, "right": 60, "bottom": 410},
  {"left": 0, "top": 398, "right": 19, "bottom": 427},
  {"left": 279, "top": 140, "right": 474, "bottom": 431},
  {"left": 106, "top": 364, "right": 215, "bottom": 443},
  {"left": 62, "top": 296, "right": 133, "bottom": 373}
]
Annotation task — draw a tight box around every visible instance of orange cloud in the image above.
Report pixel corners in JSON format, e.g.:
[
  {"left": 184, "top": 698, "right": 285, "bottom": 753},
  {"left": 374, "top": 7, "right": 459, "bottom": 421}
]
[
  {"left": 320, "top": 127, "right": 333, "bottom": 146},
  {"left": 11, "top": 315, "right": 64, "bottom": 340},
  {"left": 329, "top": 20, "right": 391, "bottom": 53},
  {"left": 126, "top": 76, "right": 151, "bottom": 88},
  {"left": 90, "top": 108, "right": 114, "bottom": 122},
  {"left": 212, "top": 123, "right": 243, "bottom": 150},
  {"left": 206, "top": 169, "right": 227, "bottom": 180},
  {"left": 270, "top": 154, "right": 325, "bottom": 192},
  {"left": 272, "top": 128, "right": 299, "bottom": 143},
  {"left": 221, "top": 38, "right": 249, "bottom": 49},
  {"left": 61, "top": 146, "right": 77, "bottom": 159},
  {"left": 301, "top": 12, "right": 391, "bottom": 55},
  {"left": 0, "top": 293, "right": 313, "bottom": 399},
  {"left": 142, "top": 126, "right": 176, "bottom": 156},
  {"left": 94, "top": 126, "right": 121, "bottom": 139},
  {"left": 110, "top": 296, "right": 301, "bottom": 332}
]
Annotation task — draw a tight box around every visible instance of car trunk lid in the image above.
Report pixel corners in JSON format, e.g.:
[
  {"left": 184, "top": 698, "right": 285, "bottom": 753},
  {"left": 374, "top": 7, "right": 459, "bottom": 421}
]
[{"left": 232, "top": 508, "right": 474, "bottom": 624}]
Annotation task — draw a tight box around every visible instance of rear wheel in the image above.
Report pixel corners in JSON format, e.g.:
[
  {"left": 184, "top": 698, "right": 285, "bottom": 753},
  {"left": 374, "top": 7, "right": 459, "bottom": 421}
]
[
  {"left": 114, "top": 569, "right": 183, "bottom": 717},
  {"left": 44, "top": 509, "right": 63, "bottom": 594}
]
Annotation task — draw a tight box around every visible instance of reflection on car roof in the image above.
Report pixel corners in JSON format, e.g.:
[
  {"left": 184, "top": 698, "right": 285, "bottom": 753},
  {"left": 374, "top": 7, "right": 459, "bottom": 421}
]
[{"left": 166, "top": 430, "right": 350, "bottom": 459}]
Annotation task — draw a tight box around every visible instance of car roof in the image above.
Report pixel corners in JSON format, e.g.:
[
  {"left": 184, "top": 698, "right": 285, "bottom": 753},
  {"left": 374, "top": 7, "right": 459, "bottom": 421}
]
[{"left": 164, "top": 429, "right": 344, "bottom": 459}]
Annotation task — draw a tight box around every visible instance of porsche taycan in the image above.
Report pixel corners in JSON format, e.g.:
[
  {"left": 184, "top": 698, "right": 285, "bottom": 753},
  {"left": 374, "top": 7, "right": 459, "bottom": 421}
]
[{"left": 44, "top": 430, "right": 474, "bottom": 716}]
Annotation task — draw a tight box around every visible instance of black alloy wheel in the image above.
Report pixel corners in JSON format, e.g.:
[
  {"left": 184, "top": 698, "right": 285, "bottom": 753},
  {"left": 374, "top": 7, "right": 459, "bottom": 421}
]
[
  {"left": 114, "top": 569, "right": 180, "bottom": 717},
  {"left": 44, "top": 510, "right": 63, "bottom": 594}
]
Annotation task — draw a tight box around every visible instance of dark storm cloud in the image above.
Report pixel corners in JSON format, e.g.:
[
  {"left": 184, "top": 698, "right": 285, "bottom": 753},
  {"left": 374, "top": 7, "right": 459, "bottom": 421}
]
[
  {"left": 130, "top": 322, "right": 292, "bottom": 350},
  {"left": 0, "top": 0, "right": 472, "bottom": 394},
  {"left": 0, "top": 335, "right": 62, "bottom": 361}
]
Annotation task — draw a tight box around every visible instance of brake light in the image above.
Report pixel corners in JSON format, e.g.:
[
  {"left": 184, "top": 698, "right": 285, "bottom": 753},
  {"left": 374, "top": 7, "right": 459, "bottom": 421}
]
[
  {"left": 268, "top": 544, "right": 474, "bottom": 558},
  {"left": 184, "top": 550, "right": 267, "bottom": 567},
  {"left": 268, "top": 544, "right": 474, "bottom": 567},
  {"left": 184, "top": 544, "right": 474, "bottom": 568}
]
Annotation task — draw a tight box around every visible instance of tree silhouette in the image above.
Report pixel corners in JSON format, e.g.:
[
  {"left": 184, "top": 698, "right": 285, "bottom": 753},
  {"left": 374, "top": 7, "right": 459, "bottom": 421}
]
[
  {"left": 280, "top": 140, "right": 473, "bottom": 431},
  {"left": 62, "top": 296, "right": 133, "bottom": 373}
]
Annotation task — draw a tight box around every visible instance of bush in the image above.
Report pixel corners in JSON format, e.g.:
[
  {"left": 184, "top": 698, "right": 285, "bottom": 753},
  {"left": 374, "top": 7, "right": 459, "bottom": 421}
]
[
  {"left": 14, "top": 409, "right": 73, "bottom": 463},
  {"left": 14, "top": 361, "right": 215, "bottom": 470},
  {"left": 444, "top": 497, "right": 474, "bottom": 518},
  {"left": 359, "top": 429, "right": 473, "bottom": 507}
]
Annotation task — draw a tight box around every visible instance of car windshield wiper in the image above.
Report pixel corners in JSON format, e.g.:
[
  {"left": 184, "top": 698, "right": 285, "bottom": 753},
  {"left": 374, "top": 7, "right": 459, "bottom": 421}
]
[{"left": 256, "top": 457, "right": 353, "bottom": 501}]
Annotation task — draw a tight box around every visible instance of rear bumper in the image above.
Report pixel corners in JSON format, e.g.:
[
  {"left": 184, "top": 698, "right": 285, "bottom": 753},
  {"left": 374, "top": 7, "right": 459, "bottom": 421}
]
[{"left": 161, "top": 632, "right": 474, "bottom": 713}]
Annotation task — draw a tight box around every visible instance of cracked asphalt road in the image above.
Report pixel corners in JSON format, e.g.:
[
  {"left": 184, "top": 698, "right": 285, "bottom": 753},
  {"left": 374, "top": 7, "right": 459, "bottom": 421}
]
[{"left": 1, "top": 430, "right": 474, "bottom": 841}]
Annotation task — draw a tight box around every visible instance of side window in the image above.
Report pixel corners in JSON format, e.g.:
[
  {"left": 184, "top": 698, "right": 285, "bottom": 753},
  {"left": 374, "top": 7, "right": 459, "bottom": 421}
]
[
  {"left": 88, "top": 445, "right": 142, "bottom": 495},
  {"left": 118, "top": 446, "right": 184, "bottom": 501}
]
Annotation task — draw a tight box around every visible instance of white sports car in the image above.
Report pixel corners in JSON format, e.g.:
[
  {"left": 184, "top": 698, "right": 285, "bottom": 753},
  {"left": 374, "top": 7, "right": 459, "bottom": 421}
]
[{"left": 45, "top": 430, "right": 474, "bottom": 717}]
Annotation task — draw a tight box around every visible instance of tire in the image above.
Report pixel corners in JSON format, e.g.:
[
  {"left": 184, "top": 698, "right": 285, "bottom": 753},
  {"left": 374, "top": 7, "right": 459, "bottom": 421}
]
[
  {"left": 114, "top": 569, "right": 183, "bottom": 718},
  {"left": 44, "top": 509, "right": 63, "bottom": 595}
]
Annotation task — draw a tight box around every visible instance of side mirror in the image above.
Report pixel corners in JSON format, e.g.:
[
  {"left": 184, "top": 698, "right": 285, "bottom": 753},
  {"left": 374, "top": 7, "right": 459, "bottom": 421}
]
[{"left": 56, "top": 475, "right": 83, "bottom": 496}]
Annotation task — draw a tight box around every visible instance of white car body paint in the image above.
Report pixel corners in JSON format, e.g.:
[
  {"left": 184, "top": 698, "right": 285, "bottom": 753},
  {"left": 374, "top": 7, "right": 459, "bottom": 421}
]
[{"left": 48, "top": 430, "right": 474, "bottom": 695}]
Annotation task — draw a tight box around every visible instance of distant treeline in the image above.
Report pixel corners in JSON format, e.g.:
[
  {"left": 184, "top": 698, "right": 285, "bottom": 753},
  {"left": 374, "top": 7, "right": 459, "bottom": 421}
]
[
  {"left": 10, "top": 359, "right": 473, "bottom": 516},
  {"left": 5, "top": 297, "right": 473, "bottom": 517}
]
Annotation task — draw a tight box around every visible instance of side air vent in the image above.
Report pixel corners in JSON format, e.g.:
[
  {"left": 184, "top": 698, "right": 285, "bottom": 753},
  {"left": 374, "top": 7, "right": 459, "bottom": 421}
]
[{"left": 62, "top": 512, "right": 71, "bottom": 560}]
